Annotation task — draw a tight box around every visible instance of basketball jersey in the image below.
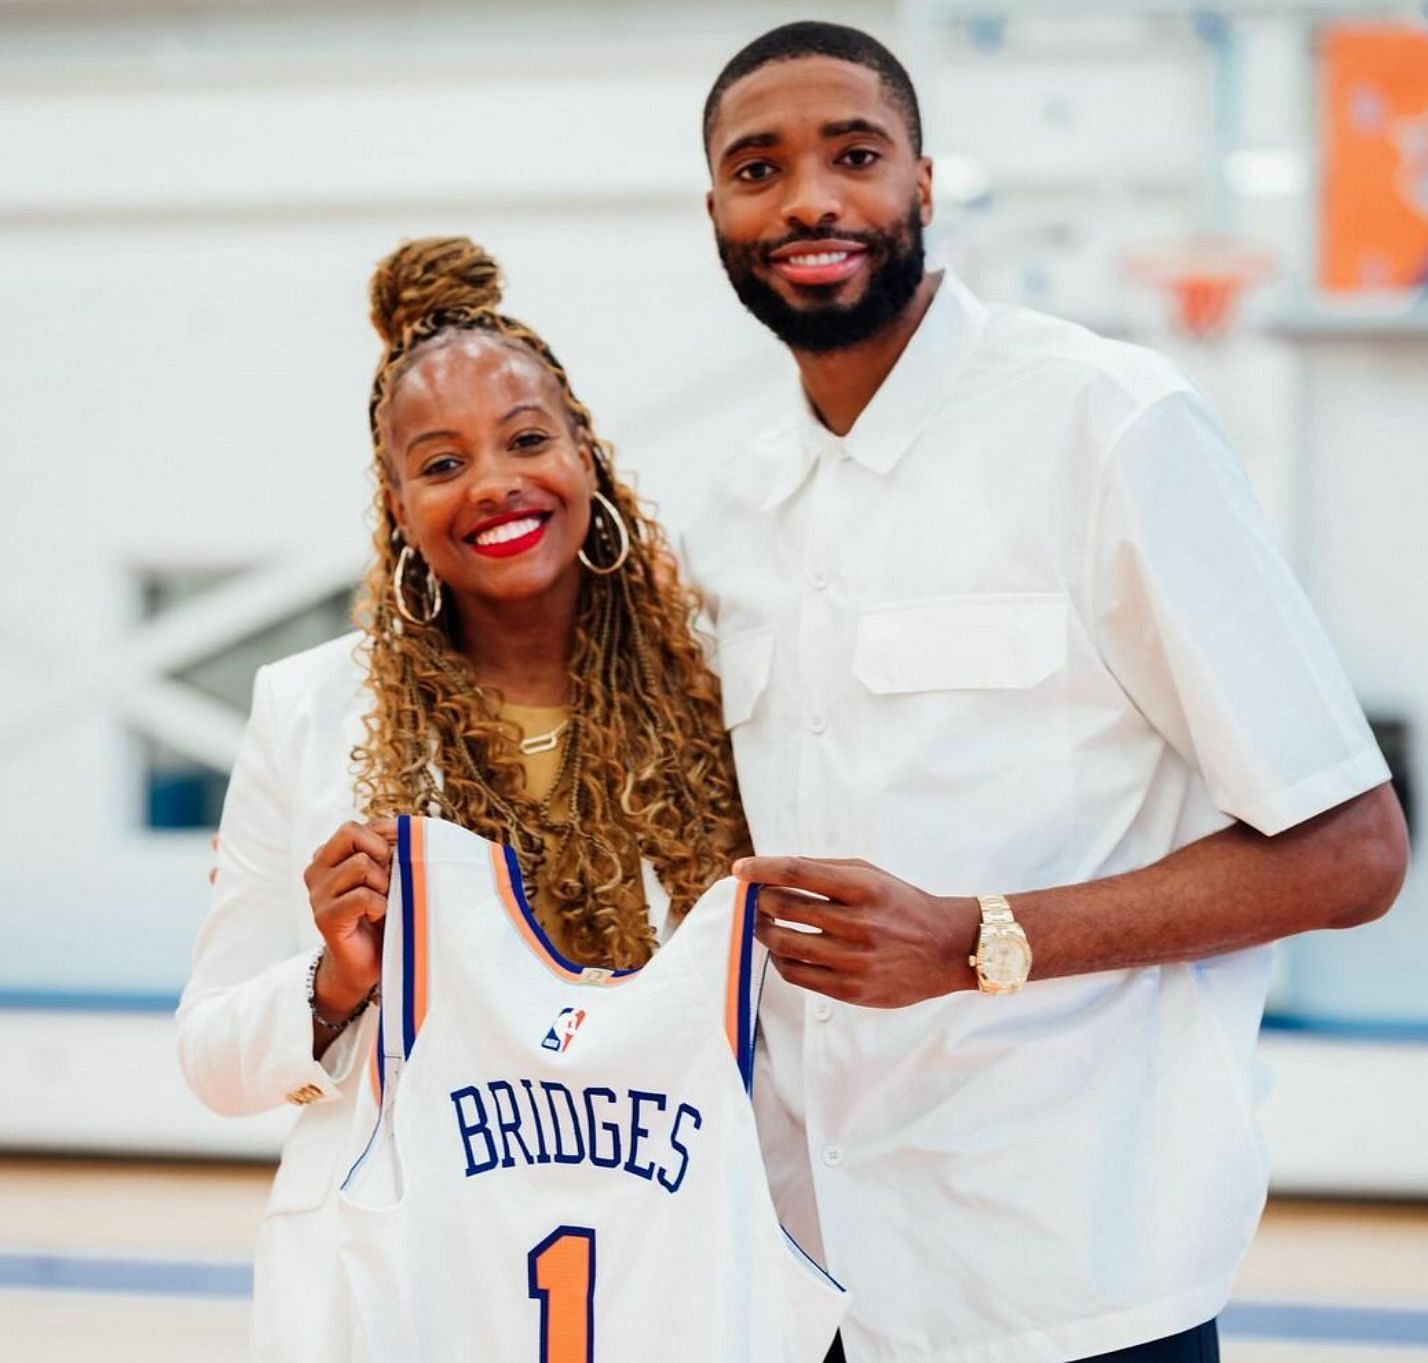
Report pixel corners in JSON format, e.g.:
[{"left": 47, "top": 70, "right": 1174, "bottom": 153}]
[{"left": 338, "top": 815, "right": 847, "bottom": 1363}]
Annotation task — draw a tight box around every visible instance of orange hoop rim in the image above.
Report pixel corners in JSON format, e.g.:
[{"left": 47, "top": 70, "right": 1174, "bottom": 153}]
[{"left": 1124, "top": 236, "right": 1276, "bottom": 338}]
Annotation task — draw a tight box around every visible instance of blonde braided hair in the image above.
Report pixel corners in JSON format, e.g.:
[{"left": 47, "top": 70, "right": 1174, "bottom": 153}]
[{"left": 354, "top": 237, "right": 750, "bottom": 969}]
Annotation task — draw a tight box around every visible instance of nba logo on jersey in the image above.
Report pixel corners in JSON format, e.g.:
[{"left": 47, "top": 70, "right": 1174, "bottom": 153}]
[{"left": 541, "top": 1006, "right": 587, "bottom": 1053}]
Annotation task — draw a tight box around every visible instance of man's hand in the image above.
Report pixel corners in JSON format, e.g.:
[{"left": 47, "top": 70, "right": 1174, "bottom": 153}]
[{"left": 735, "top": 855, "right": 979, "bottom": 1007}]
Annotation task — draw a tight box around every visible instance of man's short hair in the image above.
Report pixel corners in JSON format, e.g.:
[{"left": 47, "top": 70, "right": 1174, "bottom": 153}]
[{"left": 703, "top": 21, "right": 923, "bottom": 159}]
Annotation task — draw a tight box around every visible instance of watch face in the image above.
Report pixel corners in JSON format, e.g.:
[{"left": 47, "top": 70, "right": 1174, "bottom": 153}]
[{"left": 982, "top": 934, "right": 1031, "bottom": 986}]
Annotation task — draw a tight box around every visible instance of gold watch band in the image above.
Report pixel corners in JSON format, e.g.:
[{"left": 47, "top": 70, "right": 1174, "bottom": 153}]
[{"left": 976, "top": 893, "right": 1014, "bottom": 925}]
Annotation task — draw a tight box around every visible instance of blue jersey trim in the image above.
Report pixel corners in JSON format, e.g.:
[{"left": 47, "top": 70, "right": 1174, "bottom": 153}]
[
  {"left": 735, "top": 883, "right": 758, "bottom": 1093},
  {"left": 779, "top": 1225, "right": 846, "bottom": 1293},
  {"left": 750, "top": 949, "right": 772, "bottom": 1103},
  {"left": 339, "top": 1101, "right": 384, "bottom": 1192},
  {"left": 397, "top": 814, "right": 418, "bottom": 1057},
  {"left": 374, "top": 1009, "right": 386, "bottom": 1101},
  {"left": 499, "top": 843, "right": 640, "bottom": 979}
]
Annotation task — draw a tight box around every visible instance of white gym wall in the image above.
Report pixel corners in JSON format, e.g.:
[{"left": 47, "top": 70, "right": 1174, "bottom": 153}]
[{"left": 1, "top": 0, "right": 1424, "bottom": 1189}]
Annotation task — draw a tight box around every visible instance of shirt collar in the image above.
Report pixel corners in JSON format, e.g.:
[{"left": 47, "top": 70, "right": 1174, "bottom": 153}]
[{"left": 742, "top": 271, "right": 987, "bottom": 512}]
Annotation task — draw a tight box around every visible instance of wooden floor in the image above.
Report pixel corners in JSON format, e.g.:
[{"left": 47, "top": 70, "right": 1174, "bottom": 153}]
[{"left": 1, "top": 1158, "right": 1425, "bottom": 1361}]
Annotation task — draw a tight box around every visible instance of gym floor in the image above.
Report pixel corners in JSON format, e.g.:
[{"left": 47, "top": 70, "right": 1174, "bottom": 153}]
[{"left": 1, "top": 1158, "right": 1425, "bottom": 1361}]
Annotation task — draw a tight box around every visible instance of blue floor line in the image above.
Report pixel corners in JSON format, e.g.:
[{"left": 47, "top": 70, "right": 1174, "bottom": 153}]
[
  {"left": 6, "top": 989, "right": 1428, "bottom": 1041},
  {"left": 0, "top": 989, "right": 181, "bottom": 1014},
  {"left": 3, "top": 1250, "right": 1427, "bottom": 1347},
  {"left": 1220, "top": 1300, "right": 1428, "bottom": 1345},
  {"left": 0, "top": 1252, "right": 252, "bottom": 1299}
]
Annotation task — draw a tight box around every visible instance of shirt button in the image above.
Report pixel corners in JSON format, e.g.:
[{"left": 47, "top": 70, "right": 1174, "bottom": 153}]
[
  {"left": 822, "top": 1145, "right": 843, "bottom": 1168},
  {"left": 810, "top": 571, "right": 828, "bottom": 591},
  {"left": 813, "top": 999, "right": 833, "bottom": 1022},
  {"left": 810, "top": 714, "right": 827, "bottom": 735}
]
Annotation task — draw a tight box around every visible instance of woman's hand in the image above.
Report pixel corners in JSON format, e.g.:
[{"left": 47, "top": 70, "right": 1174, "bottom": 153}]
[{"left": 304, "top": 818, "right": 397, "bottom": 1020}]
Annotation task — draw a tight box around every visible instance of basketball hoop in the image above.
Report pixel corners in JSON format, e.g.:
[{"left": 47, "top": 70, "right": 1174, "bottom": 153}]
[{"left": 1124, "top": 235, "right": 1276, "bottom": 340}]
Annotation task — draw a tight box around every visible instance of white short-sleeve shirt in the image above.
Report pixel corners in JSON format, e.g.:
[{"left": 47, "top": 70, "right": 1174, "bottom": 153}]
[{"left": 680, "top": 274, "right": 1388, "bottom": 1363}]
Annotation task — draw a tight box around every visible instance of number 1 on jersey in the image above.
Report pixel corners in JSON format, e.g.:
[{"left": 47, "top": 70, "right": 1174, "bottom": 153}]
[{"left": 528, "top": 1226, "right": 596, "bottom": 1363}]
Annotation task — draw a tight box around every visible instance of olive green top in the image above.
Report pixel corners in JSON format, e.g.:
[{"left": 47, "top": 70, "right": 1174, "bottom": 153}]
[{"left": 501, "top": 702, "right": 647, "bottom": 964}]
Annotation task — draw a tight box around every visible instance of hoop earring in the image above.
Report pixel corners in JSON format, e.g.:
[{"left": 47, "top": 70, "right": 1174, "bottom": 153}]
[
  {"left": 393, "top": 544, "right": 443, "bottom": 625},
  {"left": 578, "top": 490, "right": 631, "bottom": 576}
]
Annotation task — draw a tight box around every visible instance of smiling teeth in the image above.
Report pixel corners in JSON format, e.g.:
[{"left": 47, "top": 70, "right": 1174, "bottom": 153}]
[
  {"left": 476, "top": 516, "right": 543, "bottom": 546},
  {"left": 788, "top": 251, "right": 850, "bottom": 266}
]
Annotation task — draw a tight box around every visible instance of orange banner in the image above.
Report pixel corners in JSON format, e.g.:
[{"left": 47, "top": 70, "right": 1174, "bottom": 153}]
[{"left": 1320, "top": 24, "right": 1428, "bottom": 293}]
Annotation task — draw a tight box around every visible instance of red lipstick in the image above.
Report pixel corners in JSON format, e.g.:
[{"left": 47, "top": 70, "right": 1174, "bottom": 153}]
[{"left": 465, "top": 509, "right": 552, "bottom": 559}]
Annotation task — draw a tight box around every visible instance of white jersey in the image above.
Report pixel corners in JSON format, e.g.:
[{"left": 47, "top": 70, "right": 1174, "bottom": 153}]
[{"left": 339, "top": 815, "right": 846, "bottom": 1363}]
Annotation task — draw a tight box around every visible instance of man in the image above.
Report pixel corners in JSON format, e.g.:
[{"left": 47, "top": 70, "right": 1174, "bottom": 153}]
[{"left": 685, "top": 20, "right": 1409, "bottom": 1363}]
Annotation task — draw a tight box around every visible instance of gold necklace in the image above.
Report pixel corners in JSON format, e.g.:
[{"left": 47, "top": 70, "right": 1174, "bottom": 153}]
[{"left": 518, "top": 719, "right": 568, "bottom": 756}]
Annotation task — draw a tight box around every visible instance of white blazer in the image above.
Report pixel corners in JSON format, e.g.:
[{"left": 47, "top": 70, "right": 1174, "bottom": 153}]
[{"left": 176, "top": 632, "right": 671, "bottom": 1362}]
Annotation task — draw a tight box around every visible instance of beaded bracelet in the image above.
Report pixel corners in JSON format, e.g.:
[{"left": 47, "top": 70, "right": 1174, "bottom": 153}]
[{"left": 306, "top": 948, "right": 378, "bottom": 1036}]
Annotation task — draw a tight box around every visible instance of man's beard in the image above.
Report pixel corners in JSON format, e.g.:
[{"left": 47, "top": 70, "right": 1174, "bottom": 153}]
[{"left": 716, "top": 201, "right": 925, "bottom": 354}]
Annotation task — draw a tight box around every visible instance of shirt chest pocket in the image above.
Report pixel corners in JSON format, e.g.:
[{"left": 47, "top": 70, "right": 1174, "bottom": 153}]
[
  {"left": 717, "top": 627, "right": 775, "bottom": 729},
  {"left": 852, "top": 594, "right": 1068, "bottom": 694}
]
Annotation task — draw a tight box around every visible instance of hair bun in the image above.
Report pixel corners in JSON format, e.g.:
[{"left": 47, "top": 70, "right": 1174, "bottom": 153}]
[{"left": 369, "top": 237, "right": 503, "bottom": 346}]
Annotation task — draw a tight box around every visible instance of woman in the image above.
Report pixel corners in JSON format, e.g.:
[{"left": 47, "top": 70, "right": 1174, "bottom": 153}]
[{"left": 177, "top": 237, "right": 749, "bottom": 1361}]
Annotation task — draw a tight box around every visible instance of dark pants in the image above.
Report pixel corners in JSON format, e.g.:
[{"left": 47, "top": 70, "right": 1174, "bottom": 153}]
[{"left": 823, "top": 1320, "right": 1219, "bottom": 1363}]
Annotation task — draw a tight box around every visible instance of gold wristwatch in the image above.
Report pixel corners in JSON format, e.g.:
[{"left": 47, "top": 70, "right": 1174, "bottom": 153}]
[{"left": 968, "top": 894, "right": 1032, "bottom": 994}]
